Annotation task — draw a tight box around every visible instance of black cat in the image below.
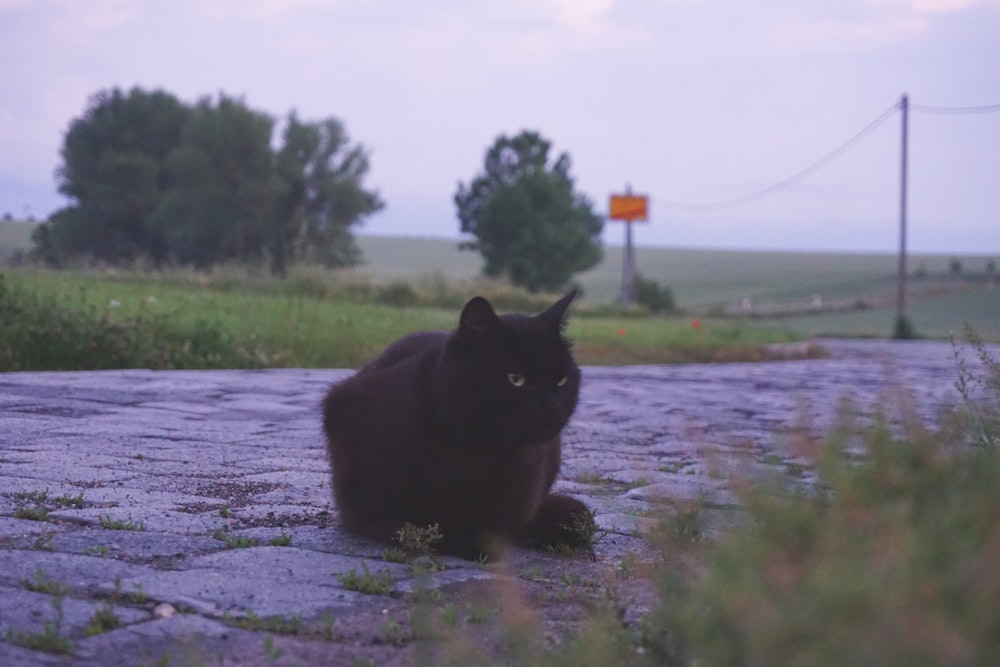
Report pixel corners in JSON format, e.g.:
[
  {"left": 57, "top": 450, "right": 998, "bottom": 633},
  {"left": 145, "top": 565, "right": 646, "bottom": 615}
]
[{"left": 322, "top": 291, "right": 592, "bottom": 559}]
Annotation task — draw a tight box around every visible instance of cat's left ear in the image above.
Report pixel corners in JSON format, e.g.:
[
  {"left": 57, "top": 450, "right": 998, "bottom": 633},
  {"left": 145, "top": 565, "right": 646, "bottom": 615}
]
[
  {"left": 536, "top": 290, "right": 577, "bottom": 332},
  {"left": 459, "top": 296, "right": 501, "bottom": 337}
]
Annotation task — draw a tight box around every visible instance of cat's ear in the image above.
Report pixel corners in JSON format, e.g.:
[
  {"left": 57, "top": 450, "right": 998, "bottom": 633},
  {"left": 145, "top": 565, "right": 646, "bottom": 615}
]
[
  {"left": 458, "top": 296, "right": 501, "bottom": 337},
  {"left": 536, "top": 290, "right": 577, "bottom": 332}
]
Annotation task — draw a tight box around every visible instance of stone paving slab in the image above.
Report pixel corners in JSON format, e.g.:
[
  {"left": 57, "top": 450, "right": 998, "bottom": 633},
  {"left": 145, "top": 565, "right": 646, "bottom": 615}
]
[{"left": 0, "top": 339, "right": 996, "bottom": 666}]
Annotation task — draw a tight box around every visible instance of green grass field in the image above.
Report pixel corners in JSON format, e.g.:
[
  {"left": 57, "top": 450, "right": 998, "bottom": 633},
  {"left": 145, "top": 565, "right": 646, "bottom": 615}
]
[
  {"left": 3, "top": 220, "right": 998, "bottom": 341},
  {"left": 1, "top": 269, "right": 804, "bottom": 369},
  {"left": 354, "top": 234, "right": 1000, "bottom": 340}
]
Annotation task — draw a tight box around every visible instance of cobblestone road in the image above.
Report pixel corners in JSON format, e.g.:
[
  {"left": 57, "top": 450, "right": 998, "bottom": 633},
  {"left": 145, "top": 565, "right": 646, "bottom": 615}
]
[{"left": 0, "top": 339, "right": 992, "bottom": 666}]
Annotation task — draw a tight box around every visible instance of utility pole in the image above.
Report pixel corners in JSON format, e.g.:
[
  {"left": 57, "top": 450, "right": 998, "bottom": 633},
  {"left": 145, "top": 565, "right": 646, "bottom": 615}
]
[{"left": 896, "top": 93, "right": 909, "bottom": 336}]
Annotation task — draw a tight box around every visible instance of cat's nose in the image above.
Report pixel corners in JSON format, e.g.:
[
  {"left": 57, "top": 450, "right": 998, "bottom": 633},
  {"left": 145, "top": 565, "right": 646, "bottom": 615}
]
[{"left": 536, "top": 391, "right": 558, "bottom": 412}]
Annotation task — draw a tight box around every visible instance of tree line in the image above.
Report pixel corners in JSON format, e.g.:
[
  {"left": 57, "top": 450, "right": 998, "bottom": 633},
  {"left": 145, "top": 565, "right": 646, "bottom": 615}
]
[
  {"left": 33, "top": 88, "right": 383, "bottom": 275},
  {"left": 31, "top": 86, "right": 604, "bottom": 291}
]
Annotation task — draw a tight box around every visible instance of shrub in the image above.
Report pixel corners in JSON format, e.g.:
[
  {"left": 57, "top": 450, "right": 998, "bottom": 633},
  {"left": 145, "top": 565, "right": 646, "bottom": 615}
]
[
  {"left": 0, "top": 273, "right": 259, "bottom": 371},
  {"left": 633, "top": 273, "right": 676, "bottom": 314}
]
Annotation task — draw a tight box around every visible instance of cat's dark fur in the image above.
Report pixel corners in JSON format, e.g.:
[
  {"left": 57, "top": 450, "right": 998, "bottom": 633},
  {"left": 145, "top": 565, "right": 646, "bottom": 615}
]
[{"left": 322, "top": 291, "right": 592, "bottom": 559}]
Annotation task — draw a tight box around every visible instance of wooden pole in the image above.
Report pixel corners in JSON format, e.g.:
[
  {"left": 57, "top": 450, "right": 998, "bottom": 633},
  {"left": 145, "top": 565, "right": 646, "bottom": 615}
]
[
  {"left": 619, "top": 184, "right": 636, "bottom": 303},
  {"left": 896, "top": 93, "right": 909, "bottom": 334}
]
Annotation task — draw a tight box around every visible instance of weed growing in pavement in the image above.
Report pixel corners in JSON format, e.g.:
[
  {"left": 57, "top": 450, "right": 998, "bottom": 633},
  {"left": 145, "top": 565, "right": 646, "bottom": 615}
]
[
  {"left": 84, "top": 603, "right": 122, "bottom": 637},
  {"left": 544, "top": 511, "right": 608, "bottom": 559},
  {"left": 32, "top": 533, "right": 56, "bottom": 551},
  {"left": 15, "top": 488, "right": 49, "bottom": 503},
  {"left": 5, "top": 595, "right": 73, "bottom": 654},
  {"left": 53, "top": 492, "right": 85, "bottom": 508},
  {"left": 269, "top": 531, "right": 292, "bottom": 547},
  {"left": 98, "top": 514, "right": 145, "bottom": 531},
  {"left": 20, "top": 569, "right": 70, "bottom": 596},
  {"left": 395, "top": 522, "right": 443, "bottom": 554},
  {"left": 212, "top": 527, "right": 260, "bottom": 549},
  {"left": 338, "top": 562, "right": 394, "bottom": 595},
  {"left": 14, "top": 506, "right": 49, "bottom": 521},
  {"left": 221, "top": 610, "right": 336, "bottom": 639},
  {"left": 382, "top": 547, "right": 409, "bottom": 564}
]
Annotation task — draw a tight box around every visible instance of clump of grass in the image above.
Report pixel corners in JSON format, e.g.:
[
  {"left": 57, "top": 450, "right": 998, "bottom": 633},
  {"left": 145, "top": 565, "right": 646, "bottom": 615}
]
[
  {"left": 5, "top": 595, "right": 73, "bottom": 655},
  {"left": 15, "top": 488, "right": 49, "bottom": 503},
  {"left": 222, "top": 610, "right": 336, "bottom": 639},
  {"left": 573, "top": 470, "right": 605, "bottom": 484},
  {"left": 53, "top": 492, "right": 84, "bottom": 508},
  {"left": 382, "top": 547, "right": 409, "bottom": 564},
  {"left": 32, "top": 533, "right": 56, "bottom": 551},
  {"left": 84, "top": 603, "right": 122, "bottom": 637},
  {"left": 395, "top": 522, "right": 443, "bottom": 555},
  {"left": 338, "top": 562, "right": 394, "bottom": 595},
  {"left": 952, "top": 322, "right": 1000, "bottom": 450},
  {"left": 21, "top": 569, "right": 70, "bottom": 596},
  {"left": 14, "top": 506, "right": 49, "bottom": 521},
  {"left": 546, "top": 511, "right": 607, "bottom": 559},
  {"left": 212, "top": 528, "right": 258, "bottom": 549},
  {"left": 269, "top": 531, "right": 292, "bottom": 547},
  {"left": 98, "top": 515, "right": 145, "bottom": 531}
]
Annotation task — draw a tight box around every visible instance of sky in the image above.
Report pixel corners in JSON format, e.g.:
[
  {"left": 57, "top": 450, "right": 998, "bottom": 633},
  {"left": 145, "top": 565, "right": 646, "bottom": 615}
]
[{"left": 1, "top": 0, "right": 998, "bottom": 254}]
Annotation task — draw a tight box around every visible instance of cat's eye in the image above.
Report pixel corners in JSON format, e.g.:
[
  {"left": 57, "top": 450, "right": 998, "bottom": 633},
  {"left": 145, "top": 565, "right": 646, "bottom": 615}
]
[
  {"left": 507, "top": 373, "right": 526, "bottom": 387},
  {"left": 556, "top": 376, "right": 568, "bottom": 387}
]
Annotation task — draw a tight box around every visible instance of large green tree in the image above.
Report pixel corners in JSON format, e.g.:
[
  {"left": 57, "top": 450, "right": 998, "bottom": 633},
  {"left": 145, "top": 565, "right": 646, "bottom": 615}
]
[
  {"left": 34, "top": 87, "right": 382, "bottom": 272},
  {"left": 455, "top": 131, "right": 603, "bottom": 292},
  {"left": 38, "top": 88, "right": 191, "bottom": 264},
  {"left": 147, "top": 94, "right": 277, "bottom": 269}
]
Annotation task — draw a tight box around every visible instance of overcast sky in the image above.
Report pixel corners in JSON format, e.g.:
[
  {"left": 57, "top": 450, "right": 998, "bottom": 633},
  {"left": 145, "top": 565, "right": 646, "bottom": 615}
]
[{"left": 2, "top": 0, "right": 998, "bottom": 253}]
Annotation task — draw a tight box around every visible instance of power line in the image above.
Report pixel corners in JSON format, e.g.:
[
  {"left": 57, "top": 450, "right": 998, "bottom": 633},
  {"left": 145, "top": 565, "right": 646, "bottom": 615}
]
[
  {"left": 910, "top": 102, "right": 1000, "bottom": 115},
  {"left": 654, "top": 101, "right": 900, "bottom": 211},
  {"left": 649, "top": 96, "right": 1000, "bottom": 212}
]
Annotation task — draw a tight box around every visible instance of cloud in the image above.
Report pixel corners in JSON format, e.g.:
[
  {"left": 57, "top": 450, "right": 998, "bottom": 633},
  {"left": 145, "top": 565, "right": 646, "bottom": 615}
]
[
  {"left": 771, "top": 14, "right": 927, "bottom": 48},
  {"left": 876, "top": 0, "right": 1000, "bottom": 12},
  {"left": 199, "top": 0, "right": 344, "bottom": 20},
  {"left": 543, "top": 0, "right": 615, "bottom": 32},
  {"left": 41, "top": 0, "right": 134, "bottom": 43}
]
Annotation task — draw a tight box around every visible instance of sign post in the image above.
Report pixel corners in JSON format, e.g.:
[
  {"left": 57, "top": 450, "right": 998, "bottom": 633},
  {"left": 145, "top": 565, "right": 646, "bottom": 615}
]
[{"left": 609, "top": 186, "right": 649, "bottom": 304}]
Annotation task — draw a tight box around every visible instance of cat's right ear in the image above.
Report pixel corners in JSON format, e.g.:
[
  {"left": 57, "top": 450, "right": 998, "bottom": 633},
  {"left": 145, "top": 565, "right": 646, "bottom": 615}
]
[{"left": 458, "top": 296, "right": 501, "bottom": 338}]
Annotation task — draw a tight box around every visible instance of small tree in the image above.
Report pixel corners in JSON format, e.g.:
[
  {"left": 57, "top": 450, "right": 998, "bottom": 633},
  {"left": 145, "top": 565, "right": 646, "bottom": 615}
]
[
  {"left": 455, "top": 131, "right": 603, "bottom": 293},
  {"left": 271, "top": 113, "right": 383, "bottom": 275}
]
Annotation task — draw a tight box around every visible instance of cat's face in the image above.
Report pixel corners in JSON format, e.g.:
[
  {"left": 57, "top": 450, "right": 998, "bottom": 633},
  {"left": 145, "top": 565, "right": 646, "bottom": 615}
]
[{"left": 441, "top": 292, "right": 580, "bottom": 444}]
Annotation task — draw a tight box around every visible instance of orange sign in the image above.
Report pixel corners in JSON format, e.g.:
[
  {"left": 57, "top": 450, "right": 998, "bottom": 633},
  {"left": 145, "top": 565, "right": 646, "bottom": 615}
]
[{"left": 609, "top": 194, "right": 648, "bottom": 221}]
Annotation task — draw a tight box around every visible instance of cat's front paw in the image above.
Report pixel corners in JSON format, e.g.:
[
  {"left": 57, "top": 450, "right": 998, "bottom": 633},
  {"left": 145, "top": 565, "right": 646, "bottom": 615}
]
[{"left": 519, "top": 494, "right": 596, "bottom": 554}]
